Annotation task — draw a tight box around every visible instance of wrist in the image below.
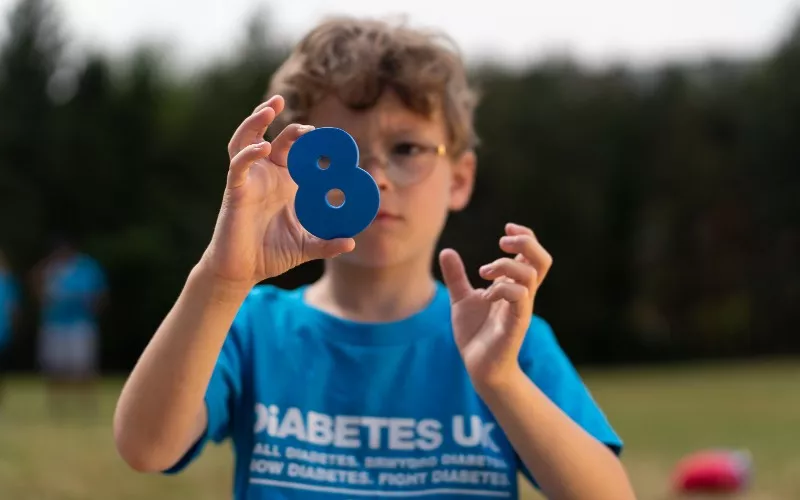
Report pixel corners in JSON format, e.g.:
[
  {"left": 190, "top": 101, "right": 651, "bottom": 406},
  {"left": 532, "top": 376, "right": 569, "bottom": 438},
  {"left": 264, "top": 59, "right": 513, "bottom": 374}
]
[
  {"left": 471, "top": 364, "right": 527, "bottom": 402},
  {"left": 188, "top": 261, "right": 253, "bottom": 306}
]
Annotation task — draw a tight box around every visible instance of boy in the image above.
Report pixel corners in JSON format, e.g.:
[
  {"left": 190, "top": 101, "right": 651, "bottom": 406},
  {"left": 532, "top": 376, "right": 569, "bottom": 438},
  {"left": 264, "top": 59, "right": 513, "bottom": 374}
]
[
  {"left": 114, "top": 17, "right": 635, "bottom": 499},
  {"left": 31, "top": 236, "right": 108, "bottom": 418},
  {"left": 0, "top": 249, "right": 20, "bottom": 409}
]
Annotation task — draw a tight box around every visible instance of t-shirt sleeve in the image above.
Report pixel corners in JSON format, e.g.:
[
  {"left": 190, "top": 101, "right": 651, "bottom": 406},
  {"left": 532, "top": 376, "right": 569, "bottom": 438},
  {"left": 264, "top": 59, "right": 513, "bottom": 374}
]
[
  {"left": 7, "top": 276, "right": 19, "bottom": 309},
  {"left": 0, "top": 276, "right": 18, "bottom": 347},
  {"left": 9, "top": 276, "right": 19, "bottom": 320},
  {"left": 517, "top": 316, "right": 623, "bottom": 485},
  {"left": 87, "top": 259, "right": 108, "bottom": 295},
  {"left": 162, "top": 307, "right": 249, "bottom": 474}
]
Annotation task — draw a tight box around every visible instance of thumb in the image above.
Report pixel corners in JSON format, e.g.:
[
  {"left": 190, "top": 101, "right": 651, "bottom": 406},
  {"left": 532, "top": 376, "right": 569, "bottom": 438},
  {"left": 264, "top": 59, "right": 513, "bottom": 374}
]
[
  {"left": 301, "top": 236, "right": 356, "bottom": 262},
  {"left": 439, "top": 248, "right": 474, "bottom": 303}
]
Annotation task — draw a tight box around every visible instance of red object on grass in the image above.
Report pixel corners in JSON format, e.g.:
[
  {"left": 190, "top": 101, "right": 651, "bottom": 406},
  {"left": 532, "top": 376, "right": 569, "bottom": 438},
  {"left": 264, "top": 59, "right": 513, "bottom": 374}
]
[{"left": 671, "top": 449, "right": 752, "bottom": 493}]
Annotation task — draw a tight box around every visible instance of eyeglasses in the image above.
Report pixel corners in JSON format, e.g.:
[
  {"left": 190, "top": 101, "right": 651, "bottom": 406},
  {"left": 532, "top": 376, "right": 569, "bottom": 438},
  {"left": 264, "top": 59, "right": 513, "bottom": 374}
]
[{"left": 358, "top": 141, "right": 448, "bottom": 187}]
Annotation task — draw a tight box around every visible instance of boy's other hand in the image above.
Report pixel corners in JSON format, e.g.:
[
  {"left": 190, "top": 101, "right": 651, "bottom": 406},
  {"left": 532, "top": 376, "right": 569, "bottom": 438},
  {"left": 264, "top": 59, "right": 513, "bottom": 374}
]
[
  {"left": 439, "top": 222, "right": 552, "bottom": 392},
  {"left": 199, "top": 95, "right": 356, "bottom": 291}
]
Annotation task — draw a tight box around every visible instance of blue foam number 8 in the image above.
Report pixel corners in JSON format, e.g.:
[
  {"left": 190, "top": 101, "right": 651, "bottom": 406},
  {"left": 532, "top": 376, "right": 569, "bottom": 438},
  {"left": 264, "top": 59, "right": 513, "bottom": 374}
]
[{"left": 287, "top": 127, "right": 380, "bottom": 240}]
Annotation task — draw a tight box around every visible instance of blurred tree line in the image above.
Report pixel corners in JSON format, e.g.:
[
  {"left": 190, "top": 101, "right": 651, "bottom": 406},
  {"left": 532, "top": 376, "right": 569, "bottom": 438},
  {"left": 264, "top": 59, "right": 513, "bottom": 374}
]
[{"left": 1, "top": 0, "right": 798, "bottom": 372}]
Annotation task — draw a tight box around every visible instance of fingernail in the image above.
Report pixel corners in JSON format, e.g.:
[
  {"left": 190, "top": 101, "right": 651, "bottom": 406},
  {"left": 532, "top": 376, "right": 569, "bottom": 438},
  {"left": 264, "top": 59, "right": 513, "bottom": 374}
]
[{"left": 480, "top": 264, "right": 493, "bottom": 274}]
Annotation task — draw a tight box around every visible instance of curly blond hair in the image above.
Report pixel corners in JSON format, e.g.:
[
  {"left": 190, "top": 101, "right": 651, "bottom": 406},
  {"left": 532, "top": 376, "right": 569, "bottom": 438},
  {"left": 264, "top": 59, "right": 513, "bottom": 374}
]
[{"left": 267, "top": 16, "right": 479, "bottom": 155}]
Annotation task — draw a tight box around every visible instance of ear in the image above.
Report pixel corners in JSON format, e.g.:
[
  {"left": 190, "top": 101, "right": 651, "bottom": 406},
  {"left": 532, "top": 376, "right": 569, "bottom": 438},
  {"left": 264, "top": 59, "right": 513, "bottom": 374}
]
[{"left": 448, "top": 150, "right": 476, "bottom": 212}]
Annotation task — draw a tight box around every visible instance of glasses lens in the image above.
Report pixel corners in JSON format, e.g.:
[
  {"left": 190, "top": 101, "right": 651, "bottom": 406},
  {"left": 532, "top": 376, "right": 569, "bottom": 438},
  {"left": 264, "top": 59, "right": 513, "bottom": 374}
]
[{"left": 387, "top": 152, "right": 438, "bottom": 186}]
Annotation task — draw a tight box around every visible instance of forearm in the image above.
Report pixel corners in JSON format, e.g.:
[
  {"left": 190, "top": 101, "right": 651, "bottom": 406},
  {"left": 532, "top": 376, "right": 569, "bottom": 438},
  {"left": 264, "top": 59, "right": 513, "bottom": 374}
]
[
  {"left": 476, "top": 369, "right": 635, "bottom": 500},
  {"left": 113, "top": 263, "right": 250, "bottom": 472}
]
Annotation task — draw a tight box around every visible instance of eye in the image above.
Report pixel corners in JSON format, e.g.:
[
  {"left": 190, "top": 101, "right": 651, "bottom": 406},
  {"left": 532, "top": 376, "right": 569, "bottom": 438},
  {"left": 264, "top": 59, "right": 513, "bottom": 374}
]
[{"left": 391, "top": 142, "right": 425, "bottom": 157}]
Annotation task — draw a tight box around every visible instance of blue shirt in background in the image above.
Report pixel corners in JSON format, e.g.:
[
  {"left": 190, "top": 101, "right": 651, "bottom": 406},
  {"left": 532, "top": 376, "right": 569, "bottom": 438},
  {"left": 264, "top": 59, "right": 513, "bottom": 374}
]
[
  {"left": 0, "top": 270, "right": 19, "bottom": 350},
  {"left": 41, "top": 254, "right": 106, "bottom": 330},
  {"left": 167, "top": 282, "right": 622, "bottom": 499}
]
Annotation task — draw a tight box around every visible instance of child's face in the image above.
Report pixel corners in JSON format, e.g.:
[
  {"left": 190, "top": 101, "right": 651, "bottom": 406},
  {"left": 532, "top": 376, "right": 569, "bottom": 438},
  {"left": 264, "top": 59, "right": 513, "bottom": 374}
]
[{"left": 307, "top": 90, "right": 476, "bottom": 268}]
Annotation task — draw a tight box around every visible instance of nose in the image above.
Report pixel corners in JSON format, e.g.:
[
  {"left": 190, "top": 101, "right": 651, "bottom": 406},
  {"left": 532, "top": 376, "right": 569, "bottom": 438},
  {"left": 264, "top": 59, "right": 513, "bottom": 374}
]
[{"left": 360, "top": 156, "right": 392, "bottom": 191}]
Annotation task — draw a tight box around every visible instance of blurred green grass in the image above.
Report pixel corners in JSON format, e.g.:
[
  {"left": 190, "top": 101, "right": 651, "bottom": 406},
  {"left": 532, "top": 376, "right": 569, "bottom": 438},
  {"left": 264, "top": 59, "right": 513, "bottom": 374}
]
[{"left": 0, "top": 360, "right": 798, "bottom": 499}]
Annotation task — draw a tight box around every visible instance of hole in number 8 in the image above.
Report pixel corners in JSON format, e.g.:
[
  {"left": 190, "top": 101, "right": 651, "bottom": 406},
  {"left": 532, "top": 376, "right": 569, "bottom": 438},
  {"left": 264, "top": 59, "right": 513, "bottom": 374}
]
[{"left": 287, "top": 127, "right": 380, "bottom": 240}]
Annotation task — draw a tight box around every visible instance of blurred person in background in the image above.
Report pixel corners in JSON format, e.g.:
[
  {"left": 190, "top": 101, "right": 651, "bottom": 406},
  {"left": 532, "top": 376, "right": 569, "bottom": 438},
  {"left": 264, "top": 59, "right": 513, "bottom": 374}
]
[
  {"left": 30, "top": 234, "right": 107, "bottom": 420},
  {"left": 0, "top": 248, "right": 21, "bottom": 411}
]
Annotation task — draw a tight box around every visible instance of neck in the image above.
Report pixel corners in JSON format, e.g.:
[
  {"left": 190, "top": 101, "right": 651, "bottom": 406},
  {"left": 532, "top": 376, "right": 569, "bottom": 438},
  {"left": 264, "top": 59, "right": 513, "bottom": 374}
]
[{"left": 306, "top": 252, "right": 438, "bottom": 323}]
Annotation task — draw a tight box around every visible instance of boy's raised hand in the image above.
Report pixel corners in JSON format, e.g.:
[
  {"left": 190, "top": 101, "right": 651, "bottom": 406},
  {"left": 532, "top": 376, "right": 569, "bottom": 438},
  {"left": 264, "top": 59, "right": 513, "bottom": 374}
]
[
  {"left": 199, "top": 95, "right": 355, "bottom": 289},
  {"left": 439, "top": 223, "right": 553, "bottom": 390}
]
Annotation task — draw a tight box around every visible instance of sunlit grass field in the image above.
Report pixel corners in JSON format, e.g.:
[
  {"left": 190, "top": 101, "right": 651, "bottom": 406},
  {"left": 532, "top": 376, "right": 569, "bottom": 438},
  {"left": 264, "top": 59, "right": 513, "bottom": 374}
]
[{"left": 1, "top": 360, "right": 798, "bottom": 499}]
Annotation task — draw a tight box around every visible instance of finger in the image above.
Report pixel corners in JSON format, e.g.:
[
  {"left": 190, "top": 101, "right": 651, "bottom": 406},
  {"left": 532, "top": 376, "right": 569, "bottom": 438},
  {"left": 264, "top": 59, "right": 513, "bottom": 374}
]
[
  {"left": 252, "top": 94, "right": 285, "bottom": 116},
  {"left": 479, "top": 257, "right": 537, "bottom": 290},
  {"left": 499, "top": 235, "right": 553, "bottom": 283},
  {"left": 227, "top": 106, "right": 276, "bottom": 159},
  {"left": 250, "top": 96, "right": 286, "bottom": 141},
  {"left": 227, "top": 96, "right": 283, "bottom": 159},
  {"left": 302, "top": 237, "right": 356, "bottom": 262},
  {"left": 439, "top": 248, "right": 474, "bottom": 302},
  {"left": 482, "top": 281, "right": 529, "bottom": 318},
  {"left": 228, "top": 141, "right": 272, "bottom": 188},
  {"left": 269, "top": 123, "right": 316, "bottom": 167},
  {"left": 505, "top": 222, "right": 535, "bottom": 238}
]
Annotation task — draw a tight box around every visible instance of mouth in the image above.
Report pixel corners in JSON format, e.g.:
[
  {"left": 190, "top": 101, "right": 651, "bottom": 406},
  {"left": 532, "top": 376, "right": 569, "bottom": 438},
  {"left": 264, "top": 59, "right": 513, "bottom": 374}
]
[{"left": 374, "top": 210, "right": 402, "bottom": 222}]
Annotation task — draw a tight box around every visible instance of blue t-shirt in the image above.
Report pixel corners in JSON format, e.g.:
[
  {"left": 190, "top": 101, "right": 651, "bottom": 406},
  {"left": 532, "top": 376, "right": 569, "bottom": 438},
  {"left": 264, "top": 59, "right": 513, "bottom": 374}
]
[
  {"left": 0, "top": 271, "right": 19, "bottom": 349},
  {"left": 167, "top": 282, "right": 622, "bottom": 499},
  {"left": 41, "top": 254, "right": 106, "bottom": 329}
]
